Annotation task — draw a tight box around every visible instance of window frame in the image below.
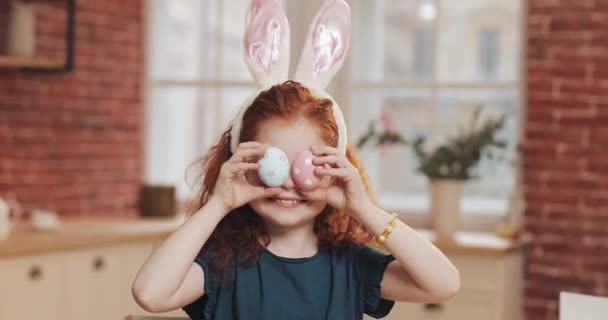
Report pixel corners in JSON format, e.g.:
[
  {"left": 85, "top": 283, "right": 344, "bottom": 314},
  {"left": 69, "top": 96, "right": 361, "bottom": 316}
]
[
  {"left": 141, "top": 0, "right": 528, "bottom": 231},
  {"left": 343, "top": 0, "right": 526, "bottom": 231}
]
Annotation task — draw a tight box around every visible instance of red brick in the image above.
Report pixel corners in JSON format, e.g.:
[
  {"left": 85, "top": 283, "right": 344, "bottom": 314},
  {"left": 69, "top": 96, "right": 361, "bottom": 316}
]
[
  {"left": 0, "top": 0, "right": 143, "bottom": 218},
  {"left": 525, "top": 1, "right": 608, "bottom": 317}
]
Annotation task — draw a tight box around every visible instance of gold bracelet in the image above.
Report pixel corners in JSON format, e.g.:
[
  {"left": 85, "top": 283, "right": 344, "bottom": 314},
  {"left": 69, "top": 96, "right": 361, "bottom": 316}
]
[{"left": 373, "top": 212, "right": 398, "bottom": 247}]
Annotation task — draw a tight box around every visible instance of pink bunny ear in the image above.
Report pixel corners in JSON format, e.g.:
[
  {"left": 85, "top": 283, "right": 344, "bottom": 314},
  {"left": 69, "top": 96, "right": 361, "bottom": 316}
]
[
  {"left": 294, "top": 0, "right": 351, "bottom": 89},
  {"left": 244, "top": 0, "right": 290, "bottom": 86}
]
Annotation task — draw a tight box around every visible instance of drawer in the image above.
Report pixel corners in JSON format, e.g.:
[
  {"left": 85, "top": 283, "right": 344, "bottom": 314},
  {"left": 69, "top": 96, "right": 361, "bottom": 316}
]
[
  {"left": 119, "top": 242, "right": 189, "bottom": 318},
  {"left": 0, "top": 254, "right": 65, "bottom": 320},
  {"left": 384, "top": 290, "right": 499, "bottom": 320},
  {"left": 64, "top": 247, "right": 124, "bottom": 320}
]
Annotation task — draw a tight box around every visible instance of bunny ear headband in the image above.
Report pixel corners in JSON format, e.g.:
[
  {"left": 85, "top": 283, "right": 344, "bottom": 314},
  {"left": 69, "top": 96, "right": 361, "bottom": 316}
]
[{"left": 229, "top": 0, "right": 351, "bottom": 155}]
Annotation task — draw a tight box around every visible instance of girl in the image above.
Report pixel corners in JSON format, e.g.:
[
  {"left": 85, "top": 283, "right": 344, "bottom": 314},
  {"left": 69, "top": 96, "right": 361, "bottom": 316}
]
[{"left": 132, "top": 1, "right": 459, "bottom": 319}]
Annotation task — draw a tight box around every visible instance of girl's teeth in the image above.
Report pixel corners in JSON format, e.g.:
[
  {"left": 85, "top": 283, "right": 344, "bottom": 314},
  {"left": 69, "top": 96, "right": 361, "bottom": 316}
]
[{"left": 274, "top": 199, "right": 302, "bottom": 206}]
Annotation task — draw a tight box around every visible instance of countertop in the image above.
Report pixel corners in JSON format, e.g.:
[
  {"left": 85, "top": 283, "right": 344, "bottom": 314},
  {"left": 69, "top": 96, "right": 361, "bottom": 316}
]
[
  {"left": 0, "top": 214, "right": 522, "bottom": 258},
  {"left": 0, "top": 214, "right": 187, "bottom": 257}
]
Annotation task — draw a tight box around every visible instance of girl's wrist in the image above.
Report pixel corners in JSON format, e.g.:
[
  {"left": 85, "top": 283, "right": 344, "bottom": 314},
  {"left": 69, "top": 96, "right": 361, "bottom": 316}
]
[
  {"left": 205, "top": 195, "right": 231, "bottom": 218},
  {"left": 348, "top": 199, "right": 376, "bottom": 219}
]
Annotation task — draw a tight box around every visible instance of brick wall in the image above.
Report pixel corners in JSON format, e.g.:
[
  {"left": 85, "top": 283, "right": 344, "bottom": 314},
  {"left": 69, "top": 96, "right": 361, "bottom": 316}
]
[
  {"left": 524, "top": 0, "right": 608, "bottom": 319},
  {"left": 0, "top": 0, "right": 143, "bottom": 217}
]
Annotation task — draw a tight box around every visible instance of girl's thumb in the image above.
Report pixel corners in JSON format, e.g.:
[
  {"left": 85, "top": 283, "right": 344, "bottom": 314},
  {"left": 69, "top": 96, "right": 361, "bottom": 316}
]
[{"left": 263, "top": 187, "right": 282, "bottom": 197}]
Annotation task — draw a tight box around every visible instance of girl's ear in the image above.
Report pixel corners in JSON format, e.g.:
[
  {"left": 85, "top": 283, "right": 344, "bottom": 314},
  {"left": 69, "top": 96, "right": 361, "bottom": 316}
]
[
  {"left": 293, "top": 0, "right": 351, "bottom": 90},
  {"left": 244, "top": 0, "right": 290, "bottom": 87}
]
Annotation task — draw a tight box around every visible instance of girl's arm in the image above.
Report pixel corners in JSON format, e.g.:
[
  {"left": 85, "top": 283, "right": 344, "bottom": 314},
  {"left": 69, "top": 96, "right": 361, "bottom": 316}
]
[
  {"left": 353, "top": 202, "right": 461, "bottom": 303},
  {"left": 132, "top": 141, "right": 279, "bottom": 312},
  {"left": 131, "top": 198, "right": 226, "bottom": 312}
]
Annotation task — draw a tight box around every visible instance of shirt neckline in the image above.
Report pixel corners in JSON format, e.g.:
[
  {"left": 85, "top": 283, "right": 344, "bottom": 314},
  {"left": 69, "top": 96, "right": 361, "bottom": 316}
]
[{"left": 263, "top": 247, "right": 325, "bottom": 264}]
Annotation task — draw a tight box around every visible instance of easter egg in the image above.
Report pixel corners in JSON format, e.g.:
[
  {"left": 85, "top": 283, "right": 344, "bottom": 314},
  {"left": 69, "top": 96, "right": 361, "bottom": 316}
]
[
  {"left": 291, "top": 150, "right": 321, "bottom": 191},
  {"left": 258, "top": 147, "right": 290, "bottom": 187}
]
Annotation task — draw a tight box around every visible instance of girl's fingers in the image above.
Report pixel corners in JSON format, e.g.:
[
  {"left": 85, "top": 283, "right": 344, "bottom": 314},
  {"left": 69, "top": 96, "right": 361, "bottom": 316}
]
[
  {"left": 237, "top": 141, "right": 269, "bottom": 150},
  {"left": 310, "top": 146, "right": 339, "bottom": 157},
  {"left": 250, "top": 186, "right": 281, "bottom": 200},
  {"left": 262, "top": 187, "right": 282, "bottom": 197},
  {"left": 229, "top": 162, "right": 260, "bottom": 174},
  {"left": 232, "top": 145, "right": 268, "bottom": 163},
  {"left": 314, "top": 166, "right": 350, "bottom": 178},
  {"left": 312, "top": 155, "right": 347, "bottom": 168}
]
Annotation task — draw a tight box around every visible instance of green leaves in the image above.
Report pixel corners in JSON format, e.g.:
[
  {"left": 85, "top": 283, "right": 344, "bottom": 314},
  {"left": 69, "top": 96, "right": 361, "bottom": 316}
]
[
  {"left": 355, "top": 122, "right": 409, "bottom": 149},
  {"left": 413, "top": 107, "right": 508, "bottom": 180},
  {"left": 354, "top": 106, "right": 509, "bottom": 181}
]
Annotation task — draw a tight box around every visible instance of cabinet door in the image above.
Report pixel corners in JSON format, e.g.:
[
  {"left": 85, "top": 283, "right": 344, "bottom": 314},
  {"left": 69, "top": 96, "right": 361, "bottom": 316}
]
[
  {"left": 120, "top": 241, "right": 189, "bottom": 318},
  {"left": 374, "top": 291, "right": 498, "bottom": 320},
  {"left": 383, "top": 302, "right": 431, "bottom": 320},
  {"left": 439, "top": 290, "right": 499, "bottom": 320},
  {"left": 0, "top": 255, "right": 65, "bottom": 320},
  {"left": 64, "top": 247, "right": 123, "bottom": 320},
  {"left": 120, "top": 242, "right": 156, "bottom": 316}
]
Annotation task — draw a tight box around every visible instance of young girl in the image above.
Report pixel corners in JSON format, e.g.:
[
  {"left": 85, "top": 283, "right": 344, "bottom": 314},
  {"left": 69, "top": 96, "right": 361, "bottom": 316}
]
[{"left": 132, "top": 1, "right": 459, "bottom": 319}]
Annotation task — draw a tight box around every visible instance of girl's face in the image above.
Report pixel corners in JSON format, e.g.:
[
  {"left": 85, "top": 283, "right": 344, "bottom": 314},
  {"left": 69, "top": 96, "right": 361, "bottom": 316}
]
[{"left": 248, "top": 117, "right": 330, "bottom": 229}]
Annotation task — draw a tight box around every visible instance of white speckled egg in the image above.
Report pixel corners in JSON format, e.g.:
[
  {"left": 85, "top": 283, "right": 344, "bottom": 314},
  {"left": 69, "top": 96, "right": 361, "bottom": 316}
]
[{"left": 257, "top": 147, "right": 290, "bottom": 187}]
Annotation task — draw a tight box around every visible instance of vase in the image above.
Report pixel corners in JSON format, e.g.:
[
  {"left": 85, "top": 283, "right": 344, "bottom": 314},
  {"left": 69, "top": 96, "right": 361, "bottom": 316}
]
[{"left": 429, "top": 179, "right": 463, "bottom": 242}]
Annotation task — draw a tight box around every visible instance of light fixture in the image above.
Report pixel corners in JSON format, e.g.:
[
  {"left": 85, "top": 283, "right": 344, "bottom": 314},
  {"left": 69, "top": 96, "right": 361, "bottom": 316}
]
[{"left": 417, "top": 1, "right": 437, "bottom": 22}]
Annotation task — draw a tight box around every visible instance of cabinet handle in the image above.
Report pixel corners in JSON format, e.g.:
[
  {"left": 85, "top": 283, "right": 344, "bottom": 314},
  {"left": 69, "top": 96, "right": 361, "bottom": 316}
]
[
  {"left": 424, "top": 303, "right": 443, "bottom": 312},
  {"left": 93, "top": 256, "right": 106, "bottom": 271},
  {"left": 28, "top": 265, "right": 43, "bottom": 281}
]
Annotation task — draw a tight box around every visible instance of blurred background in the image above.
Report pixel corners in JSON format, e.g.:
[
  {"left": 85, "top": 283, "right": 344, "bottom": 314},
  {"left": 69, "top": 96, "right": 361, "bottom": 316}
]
[{"left": 0, "top": 0, "right": 606, "bottom": 320}]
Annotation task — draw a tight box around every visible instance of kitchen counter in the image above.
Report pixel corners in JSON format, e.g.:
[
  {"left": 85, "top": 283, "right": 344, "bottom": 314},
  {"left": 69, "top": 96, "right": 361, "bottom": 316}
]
[
  {"left": 0, "top": 214, "right": 187, "bottom": 257},
  {"left": 0, "top": 214, "right": 522, "bottom": 258}
]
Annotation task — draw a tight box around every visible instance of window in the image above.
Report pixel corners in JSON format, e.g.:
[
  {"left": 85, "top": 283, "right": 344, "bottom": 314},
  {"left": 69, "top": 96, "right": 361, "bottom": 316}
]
[
  {"left": 479, "top": 28, "right": 500, "bottom": 79},
  {"left": 145, "top": 0, "right": 260, "bottom": 200},
  {"left": 349, "top": 0, "right": 521, "bottom": 218},
  {"left": 145, "top": 0, "right": 522, "bottom": 224}
]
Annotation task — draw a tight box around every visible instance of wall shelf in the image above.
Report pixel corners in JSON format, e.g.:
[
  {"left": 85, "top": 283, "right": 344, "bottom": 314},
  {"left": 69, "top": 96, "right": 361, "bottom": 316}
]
[{"left": 0, "top": 55, "right": 64, "bottom": 69}]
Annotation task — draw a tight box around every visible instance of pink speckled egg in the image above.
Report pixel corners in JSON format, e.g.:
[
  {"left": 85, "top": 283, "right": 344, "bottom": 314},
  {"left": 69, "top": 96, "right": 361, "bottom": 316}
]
[{"left": 291, "top": 150, "right": 321, "bottom": 191}]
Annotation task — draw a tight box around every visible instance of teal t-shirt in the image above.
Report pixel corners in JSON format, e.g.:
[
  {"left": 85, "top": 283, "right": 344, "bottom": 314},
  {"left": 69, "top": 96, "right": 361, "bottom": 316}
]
[{"left": 182, "top": 243, "right": 395, "bottom": 319}]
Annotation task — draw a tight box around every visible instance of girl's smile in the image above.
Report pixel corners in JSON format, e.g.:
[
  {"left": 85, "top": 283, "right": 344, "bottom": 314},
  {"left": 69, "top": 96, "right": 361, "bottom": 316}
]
[{"left": 268, "top": 195, "right": 309, "bottom": 208}]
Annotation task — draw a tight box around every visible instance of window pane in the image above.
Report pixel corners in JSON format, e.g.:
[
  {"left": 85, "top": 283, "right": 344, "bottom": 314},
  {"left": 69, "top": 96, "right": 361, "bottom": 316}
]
[
  {"left": 149, "top": 0, "right": 219, "bottom": 80},
  {"left": 351, "top": 0, "right": 435, "bottom": 82},
  {"left": 436, "top": 89, "right": 519, "bottom": 200},
  {"left": 220, "top": 0, "right": 252, "bottom": 80},
  {"left": 350, "top": 90, "right": 433, "bottom": 196},
  {"left": 218, "top": 87, "right": 257, "bottom": 135},
  {"left": 437, "top": 0, "right": 520, "bottom": 82},
  {"left": 145, "top": 87, "right": 214, "bottom": 200}
]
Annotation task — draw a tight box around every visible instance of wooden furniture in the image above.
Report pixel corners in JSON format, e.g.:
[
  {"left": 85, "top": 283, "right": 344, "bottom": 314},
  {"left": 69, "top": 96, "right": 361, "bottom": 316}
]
[
  {"left": 560, "top": 292, "right": 608, "bottom": 320},
  {"left": 366, "top": 230, "right": 524, "bottom": 320},
  {"left": 0, "top": 55, "right": 64, "bottom": 68},
  {"left": 0, "top": 216, "right": 523, "bottom": 320},
  {"left": 0, "top": 215, "right": 189, "bottom": 320},
  {"left": 125, "top": 316, "right": 189, "bottom": 320}
]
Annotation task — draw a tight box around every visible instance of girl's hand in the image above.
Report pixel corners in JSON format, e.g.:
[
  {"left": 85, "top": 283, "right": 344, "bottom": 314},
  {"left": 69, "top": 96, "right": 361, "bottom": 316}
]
[
  {"left": 210, "top": 142, "right": 282, "bottom": 214},
  {"left": 302, "top": 146, "right": 372, "bottom": 215}
]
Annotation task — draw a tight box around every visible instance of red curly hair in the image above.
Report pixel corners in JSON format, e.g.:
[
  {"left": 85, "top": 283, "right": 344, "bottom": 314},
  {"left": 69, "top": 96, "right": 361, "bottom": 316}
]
[{"left": 189, "top": 81, "right": 374, "bottom": 281}]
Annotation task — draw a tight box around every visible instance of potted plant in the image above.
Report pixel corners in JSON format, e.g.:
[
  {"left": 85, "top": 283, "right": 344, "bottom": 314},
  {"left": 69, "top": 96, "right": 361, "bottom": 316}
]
[
  {"left": 356, "top": 109, "right": 409, "bottom": 150},
  {"left": 412, "top": 106, "right": 507, "bottom": 242}
]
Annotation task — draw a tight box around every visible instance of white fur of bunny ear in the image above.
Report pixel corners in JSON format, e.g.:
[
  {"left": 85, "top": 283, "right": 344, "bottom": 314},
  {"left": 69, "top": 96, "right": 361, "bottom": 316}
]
[
  {"left": 243, "top": 0, "right": 290, "bottom": 87},
  {"left": 308, "top": 89, "right": 348, "bottom": 155},
  {"left": 231, "top": 0, "right": 290, "bottom": 153},
  {"left": 293, "top": 0, "right": 351, "bottom": 90},
  {"left": 230, "top": 92, "right": 261, "bottom": 153}
]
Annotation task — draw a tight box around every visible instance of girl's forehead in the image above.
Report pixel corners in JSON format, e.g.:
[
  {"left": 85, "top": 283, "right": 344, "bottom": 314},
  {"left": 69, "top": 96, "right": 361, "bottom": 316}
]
[{"left": 255, "top": 118, "right": 330, "bottom": 155}]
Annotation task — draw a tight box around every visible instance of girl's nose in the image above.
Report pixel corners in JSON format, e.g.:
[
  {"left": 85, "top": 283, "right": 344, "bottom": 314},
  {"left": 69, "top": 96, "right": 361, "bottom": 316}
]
[{"left": 282, "top": 173, "right": 296, "bottom": 189}]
